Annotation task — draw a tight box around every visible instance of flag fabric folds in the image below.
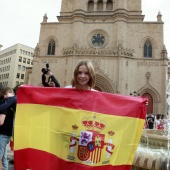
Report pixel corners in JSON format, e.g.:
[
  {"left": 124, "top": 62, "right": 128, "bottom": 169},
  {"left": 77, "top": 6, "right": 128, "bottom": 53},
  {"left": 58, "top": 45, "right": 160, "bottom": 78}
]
[{"left": 14, "top": 86, "right": 146, "bottom": 170}]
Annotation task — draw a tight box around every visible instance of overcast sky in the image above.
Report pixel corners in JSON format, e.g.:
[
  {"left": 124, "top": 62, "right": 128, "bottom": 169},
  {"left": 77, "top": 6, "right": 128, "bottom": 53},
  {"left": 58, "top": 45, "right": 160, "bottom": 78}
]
[{"left": 0, "top": 0, "right": 169, "bottom": 57}]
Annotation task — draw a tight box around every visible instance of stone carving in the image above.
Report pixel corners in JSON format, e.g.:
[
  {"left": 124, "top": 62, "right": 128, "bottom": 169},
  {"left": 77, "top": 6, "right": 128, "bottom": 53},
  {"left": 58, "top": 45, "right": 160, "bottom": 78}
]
[
  {"left": 34, "top": 43, "right": 40, "bottom": 56},
  {"left": 145, "top": 72, "right": 151, "bottom": 79},
  {"left": 62, "top": 44, "right": 134, "bottom": 57}
]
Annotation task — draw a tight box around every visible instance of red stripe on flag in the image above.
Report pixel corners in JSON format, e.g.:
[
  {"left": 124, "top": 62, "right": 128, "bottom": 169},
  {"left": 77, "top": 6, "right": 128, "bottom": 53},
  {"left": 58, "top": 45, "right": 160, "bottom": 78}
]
[
  {"left": 14, "top": 148, "right": 131, "bottom": 170},
  {"left": 16, "top": 86, "right": 146, "bottom": 119}
]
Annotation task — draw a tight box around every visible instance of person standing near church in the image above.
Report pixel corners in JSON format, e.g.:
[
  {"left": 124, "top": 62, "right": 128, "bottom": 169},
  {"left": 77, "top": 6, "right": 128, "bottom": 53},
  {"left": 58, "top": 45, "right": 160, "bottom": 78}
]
[
  {"left": 65, "top": 60, "right": 96, "bottom": 91},
  {"left": 0, "top": 87, "right": 17, "bottom": 170},
  {"left": 146, "top": 113, "right": 155, "bottom": 129}
]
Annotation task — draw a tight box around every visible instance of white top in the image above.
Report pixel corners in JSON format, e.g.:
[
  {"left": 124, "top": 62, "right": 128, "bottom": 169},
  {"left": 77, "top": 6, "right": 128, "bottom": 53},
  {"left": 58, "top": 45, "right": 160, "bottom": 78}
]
[{"left": 65, "top": 85, "right": 97, "bottom": 91}]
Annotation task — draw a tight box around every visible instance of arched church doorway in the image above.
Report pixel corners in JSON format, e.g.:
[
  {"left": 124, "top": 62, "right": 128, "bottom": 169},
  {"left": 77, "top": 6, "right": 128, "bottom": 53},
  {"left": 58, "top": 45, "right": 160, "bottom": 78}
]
[
  {"left": 142, "top": 93, "right": 153, "bottom": 114},
  {"left": 94, "top": 74, "right": 114, "bottom": 93},
  {"left": 94, "top": 86, "right": 102, "bottom": 92}
]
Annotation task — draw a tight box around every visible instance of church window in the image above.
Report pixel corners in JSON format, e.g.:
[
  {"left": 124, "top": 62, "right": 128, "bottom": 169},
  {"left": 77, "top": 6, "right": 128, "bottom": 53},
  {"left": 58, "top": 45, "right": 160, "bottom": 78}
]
[
  {"left": 88, "top": 0, "right": 94, "bottom": 11},
  {"left": 91, "top": 33, "right": 105, "bottom": 47},
  {"left": 106, "top": 0, "right": 113, "bottom": 10},
  {"left": 97, "top": 0, "right": 103, "bottom": 11},
  {"left": 47, "top": 40, "right": 55, "bottom": 55},
  {"left": 144, "top": 40, "right": 152, "bottom": 58}
]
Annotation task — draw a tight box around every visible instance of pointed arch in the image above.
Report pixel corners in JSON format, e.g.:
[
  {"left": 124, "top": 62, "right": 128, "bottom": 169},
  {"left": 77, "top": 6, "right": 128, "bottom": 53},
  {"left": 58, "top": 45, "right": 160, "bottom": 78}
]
[
  {"left": 138, "top": 86, "right": 161, "bottom": 103},
  {"left": 47, "top": 40, "right": 55, "bottom": 55},
  {"left": 139, "top": 36, "right": 157, "bottom": 58},
  {"left": 88, "top": 0, "right": 94, "bottom": 11},
  {"left": 138, "top": 86, "right": 161, "bottom": 114},
  {"left": 44, "top": 36, "right": 57, "bottom": 56},
  {"left": 94, "top": 73, "right": 115, "bottom": 93},
  {"left": 144, "top": 40, "right": 152, "bottom": 58}
]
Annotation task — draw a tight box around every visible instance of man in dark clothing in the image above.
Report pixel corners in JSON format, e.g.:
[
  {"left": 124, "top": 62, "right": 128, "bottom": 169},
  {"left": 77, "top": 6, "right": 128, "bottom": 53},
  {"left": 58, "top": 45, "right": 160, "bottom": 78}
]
[
  {"left": 0, "top": 87, "right": 17, "bottom": 170},
  {"left": 146, "top": 113, "right": 155, "bottom": 129},
  {"left": 42, "top": 70, "right": 60, "bottom": 87}
]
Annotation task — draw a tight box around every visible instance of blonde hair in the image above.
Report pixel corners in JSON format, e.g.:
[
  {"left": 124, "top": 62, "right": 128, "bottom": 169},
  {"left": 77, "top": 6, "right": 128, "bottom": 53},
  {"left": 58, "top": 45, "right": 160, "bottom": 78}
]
[{"left": 71, "top": 61, "right": 95, "bottom": 90}]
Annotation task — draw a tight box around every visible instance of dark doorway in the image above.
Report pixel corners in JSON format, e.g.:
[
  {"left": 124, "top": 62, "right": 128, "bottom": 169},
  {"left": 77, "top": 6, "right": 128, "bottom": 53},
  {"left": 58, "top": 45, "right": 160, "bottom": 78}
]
[{"left": 142, "top": 93, "right": 153, "bottom": 113}]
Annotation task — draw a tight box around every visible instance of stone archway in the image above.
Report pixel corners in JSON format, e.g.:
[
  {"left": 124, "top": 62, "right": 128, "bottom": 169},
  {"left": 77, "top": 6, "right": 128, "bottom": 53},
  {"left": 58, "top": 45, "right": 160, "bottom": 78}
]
[
  {"left": 94, "top": 74, "right": 115, "bottom": 93},
  {"left": 138, "top": 87, "right": 161, "bottom": 114}
]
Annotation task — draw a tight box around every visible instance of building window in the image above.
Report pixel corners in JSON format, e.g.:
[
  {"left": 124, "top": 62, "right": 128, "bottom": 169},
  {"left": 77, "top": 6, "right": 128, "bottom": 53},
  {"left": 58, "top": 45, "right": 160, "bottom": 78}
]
[
  {"left": 20, "top": 49, "right": 22, "bottom": 54},
  {"left": 97, "top": 0, "right": 103, "bottom": 11},
  {"left": 18, "top": 65, "right": 21, "bottom": 70},
  {"left": 16, "top": 81, "right": 19, "bottom": 86},
  {"left": 23, "top": 58, "right": 26, "bottom": 63},
  {"left": 22, "top": 66, "right": 25, "bottom": 71},
  {"left": 19, "top": 56, "right": 22, "bottom": 62},
  {"left": 106, "top": 0, "right": 113, "bottom": 10},
  {"left": 88, "top": 0, "right": 94, "bottom": 11},
  {"left": 91, "top": 33, "right": 105, "bottom": 47},
  {"left": 21, "top": 74, "right": 24, "bottom": 79},
  {"left": 47, "top": 40, "right": 55, "bottom": 55},
  {"left": 16, "top": 73, "right": 20, "bottom": 78},
  {"left": 144, "top": 40, "right": 152, "bottom": 58},
  {"left": 27, "top": 59, "right": 30, "bottom": 64}
]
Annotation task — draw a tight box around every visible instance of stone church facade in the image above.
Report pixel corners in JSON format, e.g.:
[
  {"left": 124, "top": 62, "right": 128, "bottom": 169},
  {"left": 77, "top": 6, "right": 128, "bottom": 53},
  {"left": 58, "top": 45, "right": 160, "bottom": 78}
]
[{"left": 31, "top": 0, "right": 168, "bottom": 115}]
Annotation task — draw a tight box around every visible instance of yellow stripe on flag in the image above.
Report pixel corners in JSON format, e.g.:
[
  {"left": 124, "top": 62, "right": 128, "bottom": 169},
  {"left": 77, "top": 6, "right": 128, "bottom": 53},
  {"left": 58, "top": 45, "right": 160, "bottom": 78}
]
[{"left": 15, "top": 104, "right": 144, "bottom": 166}]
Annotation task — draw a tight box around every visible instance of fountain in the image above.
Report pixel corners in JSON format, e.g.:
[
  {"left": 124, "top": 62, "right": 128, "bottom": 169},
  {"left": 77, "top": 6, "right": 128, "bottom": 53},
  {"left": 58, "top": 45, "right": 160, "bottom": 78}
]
[{"left": 131, "top": 81, "right": 170, "bottom": 170}]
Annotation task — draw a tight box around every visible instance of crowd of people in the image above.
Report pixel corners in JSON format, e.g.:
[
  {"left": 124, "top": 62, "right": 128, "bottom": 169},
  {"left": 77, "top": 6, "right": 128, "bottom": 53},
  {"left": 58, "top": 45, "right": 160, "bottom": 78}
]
[{"left": 145, "top": 112, "right": 168, "bottom": 130}]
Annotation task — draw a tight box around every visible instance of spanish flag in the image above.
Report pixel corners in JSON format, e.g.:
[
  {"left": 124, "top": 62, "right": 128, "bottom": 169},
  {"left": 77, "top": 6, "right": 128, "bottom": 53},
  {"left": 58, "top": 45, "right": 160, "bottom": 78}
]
[{"left": 14, "top": 86, "right": 146, "bottom": 170}]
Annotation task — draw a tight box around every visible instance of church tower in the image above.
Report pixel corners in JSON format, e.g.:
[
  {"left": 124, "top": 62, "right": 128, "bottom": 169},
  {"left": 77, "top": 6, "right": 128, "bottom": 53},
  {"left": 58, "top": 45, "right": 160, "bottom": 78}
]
[
  {"left": 60, "top": 0, "right": 142, "bottom": 14},
  {"left": 32, "top": 0, "right": 168, "bottom": 115}
]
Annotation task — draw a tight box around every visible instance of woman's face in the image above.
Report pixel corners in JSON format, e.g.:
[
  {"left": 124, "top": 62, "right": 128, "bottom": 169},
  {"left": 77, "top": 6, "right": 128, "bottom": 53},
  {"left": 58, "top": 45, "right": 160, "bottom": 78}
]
[{"left": 77, "top": 65, "right": 90, "bottom": 87}]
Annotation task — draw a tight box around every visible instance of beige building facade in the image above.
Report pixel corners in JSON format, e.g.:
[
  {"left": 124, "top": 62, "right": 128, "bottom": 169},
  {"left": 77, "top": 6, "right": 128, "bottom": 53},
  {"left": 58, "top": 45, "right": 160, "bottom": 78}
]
[
  {"left": 0, "top": 43, "right": 34, "bottom": 88},
  {"left": 32, "top": 0, "right": 168, "bottom": 115}
]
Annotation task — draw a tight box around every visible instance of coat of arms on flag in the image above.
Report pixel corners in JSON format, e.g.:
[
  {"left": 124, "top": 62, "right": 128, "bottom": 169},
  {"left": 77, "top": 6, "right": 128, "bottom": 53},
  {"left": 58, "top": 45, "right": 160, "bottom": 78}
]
[{"left": 68, "top": 115, "right": 115, "bottom": 165}]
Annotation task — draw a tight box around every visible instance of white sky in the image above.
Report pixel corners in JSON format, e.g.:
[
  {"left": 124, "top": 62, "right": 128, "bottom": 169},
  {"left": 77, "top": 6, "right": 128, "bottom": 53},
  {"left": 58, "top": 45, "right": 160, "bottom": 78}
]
[{"left": 0, "top": 0, "right": 169, "bottom": 57}]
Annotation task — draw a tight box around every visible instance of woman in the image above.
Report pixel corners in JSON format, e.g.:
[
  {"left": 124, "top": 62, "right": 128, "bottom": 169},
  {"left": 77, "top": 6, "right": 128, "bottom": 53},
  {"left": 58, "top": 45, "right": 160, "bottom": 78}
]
[{"left": 66, "top": 60, "right": 96, "bottom": 90}]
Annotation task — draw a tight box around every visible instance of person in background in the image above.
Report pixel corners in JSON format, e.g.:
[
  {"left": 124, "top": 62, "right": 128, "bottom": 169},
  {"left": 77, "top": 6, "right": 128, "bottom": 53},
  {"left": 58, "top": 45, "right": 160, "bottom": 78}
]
[
  {"left": 65, "top": 60, "right": 96, "bottom": 91},
  {"left": 155, "top": 114, "right": 161, "bottom": 129},
  {"left": 42, "top": 70, "right": 60, "bottom": 87},
  {"left": 146, "top": 113, "right": 155, "bottom": 129},
  {"left": 157, "top": 119, "right": 165, "bottom": 130},
  {"left": 0, "top": 87, "right": 17, "bottom": 170}
]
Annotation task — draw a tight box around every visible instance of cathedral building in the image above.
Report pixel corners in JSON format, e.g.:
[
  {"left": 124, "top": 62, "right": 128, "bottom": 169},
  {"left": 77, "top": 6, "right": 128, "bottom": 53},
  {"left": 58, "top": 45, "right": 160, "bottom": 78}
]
[{"left": 32, "top": 0, "right": 168, "bottom": 115}]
